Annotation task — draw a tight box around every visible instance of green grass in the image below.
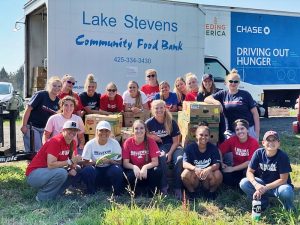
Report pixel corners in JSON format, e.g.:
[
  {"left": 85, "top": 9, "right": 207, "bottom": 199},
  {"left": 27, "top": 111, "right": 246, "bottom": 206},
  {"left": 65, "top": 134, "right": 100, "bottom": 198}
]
[{"left": 0, "top": 134, "right": 299, "bottom": 225}]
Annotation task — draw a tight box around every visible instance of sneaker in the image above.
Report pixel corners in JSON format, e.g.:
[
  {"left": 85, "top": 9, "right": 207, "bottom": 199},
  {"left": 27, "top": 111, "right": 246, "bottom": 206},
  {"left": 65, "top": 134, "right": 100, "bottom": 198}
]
[{"left": 174, "top": 189, "right": 182, "bottom": 200}]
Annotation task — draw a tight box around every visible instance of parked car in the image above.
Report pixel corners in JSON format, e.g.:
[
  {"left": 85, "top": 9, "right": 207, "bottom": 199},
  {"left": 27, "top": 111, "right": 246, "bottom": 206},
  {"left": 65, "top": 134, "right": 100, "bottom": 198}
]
[{"left": 0, "top": 82, "right": 24, "bottom": 115}]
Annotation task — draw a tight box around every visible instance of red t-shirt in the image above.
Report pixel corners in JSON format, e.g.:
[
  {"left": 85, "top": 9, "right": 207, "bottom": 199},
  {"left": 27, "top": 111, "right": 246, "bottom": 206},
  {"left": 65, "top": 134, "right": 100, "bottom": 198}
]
[
  {"left": 141, "top": 84, "right": 159, "bottom": 104},
  {"left": 25, "top": 134, "right": 77, "bottom": 176},
  {"left": 100, "top": 93, "right": 123, "bottom": 112},
  {"left": 185, "top": 91, "right": 198, "bottom": 101},
  {"left": 123, "top": 136, "right": 160, "bottom": 169},
  {"left": 58, "top": 92, "right": 84, "bottom": 112},
  {"left": 219, "top": 135, "right": 259, "bottom": 166}
]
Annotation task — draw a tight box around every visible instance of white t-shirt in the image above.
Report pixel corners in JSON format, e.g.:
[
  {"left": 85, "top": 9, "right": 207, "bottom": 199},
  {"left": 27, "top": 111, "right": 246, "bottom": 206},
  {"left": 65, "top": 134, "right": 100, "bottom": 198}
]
[
  {"left": 44, "top": 114, "right": 85, "bottom": 144},
  {"left": 122, "top": 90, "right": 148, "bottom": 108},
  {"left": 82, "top": 137, "right": 122, "bottom": 167}
]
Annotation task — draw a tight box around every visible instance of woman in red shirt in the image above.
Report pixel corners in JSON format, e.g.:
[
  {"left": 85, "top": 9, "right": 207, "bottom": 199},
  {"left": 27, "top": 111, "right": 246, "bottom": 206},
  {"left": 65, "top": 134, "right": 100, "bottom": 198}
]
[
  {"left": 219, "top": 119, "right": 259, "bottom": 187},
  {"left": 185, "top": 73, "right": 199, "bottom": 101},
  {"left": 100, "top": 82, "right": 123, "bottom": 113},
  {"left": 123, "top": 120, "right": 162, "bottom": 196},
  {"left": 141, "top": 69, "right": 159, "bottom": 106}
]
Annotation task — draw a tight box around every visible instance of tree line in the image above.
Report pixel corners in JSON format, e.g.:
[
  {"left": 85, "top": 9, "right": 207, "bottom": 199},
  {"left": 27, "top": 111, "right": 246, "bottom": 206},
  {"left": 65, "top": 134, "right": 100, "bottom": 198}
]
[{"left": 0, "top": 66, "right": 24, "bottom": 97}]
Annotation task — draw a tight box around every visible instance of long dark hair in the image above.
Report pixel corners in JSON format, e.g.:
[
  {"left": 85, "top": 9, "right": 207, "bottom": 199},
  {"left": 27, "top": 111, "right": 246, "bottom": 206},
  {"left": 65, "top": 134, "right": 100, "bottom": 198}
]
[{"left": 132, "top": 120, "right": 149, "bottom": 163}]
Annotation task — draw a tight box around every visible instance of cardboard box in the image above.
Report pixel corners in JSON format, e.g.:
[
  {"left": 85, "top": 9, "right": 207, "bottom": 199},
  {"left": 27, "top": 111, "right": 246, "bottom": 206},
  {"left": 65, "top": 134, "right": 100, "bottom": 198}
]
[
  {"left": 123, "top": 110, "right": 150, "bottom": 127},
  {"left": 121, "top": 127, "right": 133, "bottom": 144},
  {"left": 181, "top": 101, "right": 221, "bottom": 123},
  {"left": 33, "top": 76, "right": 47, "bottom": 88},
  {"left": 170, "top": 112, "right": 178, "bottom": 123},
  {"left": 179, "top": 121, "right": 219, "bottom": 147},
  {"left": 85, "top": 114, "right": 122, "bottom": 135}
]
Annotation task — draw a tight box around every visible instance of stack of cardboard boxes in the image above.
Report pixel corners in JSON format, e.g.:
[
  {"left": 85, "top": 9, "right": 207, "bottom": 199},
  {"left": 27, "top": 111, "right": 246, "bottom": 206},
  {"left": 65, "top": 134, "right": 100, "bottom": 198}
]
[
  {"left": 85, "top": 114, "right": 123, "bottom": 140},
  {"left": 32, "top": 67, "right": 47, "bottom": 92},
  {"left": 123, "top": 111, "right": 151, "bottom": 127},
  {"left": 178, "top": 101, "right": 221, "bottom": 147}
]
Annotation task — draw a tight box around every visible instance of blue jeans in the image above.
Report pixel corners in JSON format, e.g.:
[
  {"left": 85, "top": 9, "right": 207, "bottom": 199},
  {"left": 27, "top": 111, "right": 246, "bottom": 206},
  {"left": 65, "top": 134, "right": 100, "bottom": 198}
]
[
  {"left": 159, "top": 143, "right": 183, "bottom": 189},
  {"left": 239, "top": 177, "right": 295, "bottom": 210},
  {"left": 80, "top": 165, "right": 124, "bottom": 195},
  {"left": 23, "top": 125, "right": 44, "bottom": 152}
]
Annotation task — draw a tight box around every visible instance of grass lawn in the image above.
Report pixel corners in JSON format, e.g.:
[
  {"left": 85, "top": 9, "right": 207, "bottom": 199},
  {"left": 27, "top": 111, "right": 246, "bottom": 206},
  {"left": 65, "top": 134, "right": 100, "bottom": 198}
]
[{"left": 0, "top": 134, "right": 299, "bottom": 225}]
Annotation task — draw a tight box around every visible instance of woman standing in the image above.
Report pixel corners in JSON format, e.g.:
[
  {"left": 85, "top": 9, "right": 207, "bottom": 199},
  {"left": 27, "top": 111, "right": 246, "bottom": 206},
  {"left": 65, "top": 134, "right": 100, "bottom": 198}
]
[
  {"left": 173, "top": 77, "right": 188, "bottom": 111},
  {"left": 181, "top": 125, "right": 223, "bottom": 200},
  {"left": 21, "top": 76, "right": 62, "bottom": 152},
  {"left": 185, "top": 73, "right": 199, "bottom": 101},
  {"left": 141, "top": 69, "right": 159, "bottom": 106},
  {"left": 146, "top": 100, "right": 183, "bottom": 198},
  {"left": 58, "top": 74, "right": 83, "bottom": 116},
  {"left": 123, "top": 120, "right": 162, "bottom": 196},
  {"left": 79, "top": 74, "right": 110, "bottom": 115},
  {"left": 219, "top": 119, "right": 259, "bottom": 187},
  {"left": 43, "top": 96, "right": 85, "bottom": 150},
  {"left": 26, "top": 120, "right": 82, "bottom": 201},
  {"left": 122, "top": 81, "right": 149, "bottom": 114},
  {"left": 205, "top": 69, "right": 260, "bottom": 139},
  {"left": 100, "top": 82, "right": 123, "bottom": 113},
  {"left": 154, "top": 81, "right": 178, "bottom": 112}
]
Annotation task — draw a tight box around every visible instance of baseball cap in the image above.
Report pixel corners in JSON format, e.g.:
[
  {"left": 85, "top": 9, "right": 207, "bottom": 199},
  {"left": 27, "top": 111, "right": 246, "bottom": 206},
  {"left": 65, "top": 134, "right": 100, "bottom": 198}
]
[
  {"left": 96, "top": 121, "right": 111, "bottom": 131},
  {"left": 62, "top": 121, "right": 80, "bottom": 130},
  {"left": 263, "top": 130, "right": 280, "bottom": 141},
  {"left": 202, "top": 73, "right": 213, "bottom": 81}
]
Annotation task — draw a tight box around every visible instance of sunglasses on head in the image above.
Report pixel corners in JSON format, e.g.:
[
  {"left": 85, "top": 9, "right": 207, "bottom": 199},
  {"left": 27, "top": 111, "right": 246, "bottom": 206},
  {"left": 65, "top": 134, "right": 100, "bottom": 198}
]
[
  {"left": 107, "top": 89, "right": 116, "bottom": 92},
  {"left": 228, "top": 80, "right": 239, "bottom": 84},
  {"left": 67, "top": 80, "right": 75, "bottom": 85},
  {"left": 147, "top": 74, "right": 156, "bottom": 78}
]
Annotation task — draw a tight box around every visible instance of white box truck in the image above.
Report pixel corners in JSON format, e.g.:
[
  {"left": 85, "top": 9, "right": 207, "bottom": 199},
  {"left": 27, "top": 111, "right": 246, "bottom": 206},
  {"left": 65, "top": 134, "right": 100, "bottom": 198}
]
[
  {"left": 204, "top": 5, "right": 300, "bottom": 115},
  {"left": 23, "top": 0, "right": 264, "bottom": 113}
]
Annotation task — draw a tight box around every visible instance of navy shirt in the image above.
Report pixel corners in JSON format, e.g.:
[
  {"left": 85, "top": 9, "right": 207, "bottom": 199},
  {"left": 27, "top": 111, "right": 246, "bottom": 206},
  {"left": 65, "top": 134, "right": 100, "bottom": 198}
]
[
  {"left": 146, "top": 117, "right": 180, "bottom": 146},
  {"left": 154, "top": 92, "right": 178, "bottom": 108},
  {"left": 183, "top": 142, "right": 221, "bottom": 169},
  {"left": 212, "top": 89, "right": 256, "bottom": 131},
  {"left": 249, "top": 148, "right": 293, "bottom": 186},
  {"left": 79, "top": 92, "right": 100, "bottom": 111},
  {"left": 28, "top": 90, "right": 59, "bottom": 128}
]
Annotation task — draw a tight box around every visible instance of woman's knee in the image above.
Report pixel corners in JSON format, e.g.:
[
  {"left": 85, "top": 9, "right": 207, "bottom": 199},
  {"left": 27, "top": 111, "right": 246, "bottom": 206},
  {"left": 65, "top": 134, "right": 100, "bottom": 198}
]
[{"left": 278, "top": 185, "right": 294, "bottom": 200}]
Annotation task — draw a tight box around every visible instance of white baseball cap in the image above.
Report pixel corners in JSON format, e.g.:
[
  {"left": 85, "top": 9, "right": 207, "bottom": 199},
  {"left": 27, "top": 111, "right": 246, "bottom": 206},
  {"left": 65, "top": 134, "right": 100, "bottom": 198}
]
[
  {"left": 62, "top": 121, "right": 80, "bottom": 130},
  {"left": 96, "top": 121, "right": 111, "bottom": 131}
]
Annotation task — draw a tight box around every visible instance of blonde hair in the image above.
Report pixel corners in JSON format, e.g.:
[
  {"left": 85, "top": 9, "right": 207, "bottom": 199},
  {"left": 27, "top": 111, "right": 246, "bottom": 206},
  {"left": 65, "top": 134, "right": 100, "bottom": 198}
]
[
  {"left": 46, "top": 76, "right": 62, "bottom": 92},
  {"left": 151, "top": 100, "right": 173, "bottom": 135},
  {"left": 159, "top": 81, "right": 170, "bottom": 100},
  {"left": 106, "top": 82, "right": 117, "bottom": 91},
  {"left": 128, "top": 81, "right": 142, "bottom": 108},
  {"left": 226, "top": 68, "right": 240, "bottom": 82},
  {"left": 196, "top": 124, "right": 210, "bottom": 136},
  {"left": 84, "top": 73, "right": 97, "bottom": 91},
  {"left": 145, "top": 69, "right": 159, "bottom": 85},
  {"left": 58, "top": 95, "right": 77, "bottom": 113},
  {"left": 185, "top": 72, "right": 198, "bottom": 92},
  {"left": 173, "top": 77, "right": 186, "bottom": 103},
  {"left": 61, "top": 74, "right": 75, "bottom": 96}
]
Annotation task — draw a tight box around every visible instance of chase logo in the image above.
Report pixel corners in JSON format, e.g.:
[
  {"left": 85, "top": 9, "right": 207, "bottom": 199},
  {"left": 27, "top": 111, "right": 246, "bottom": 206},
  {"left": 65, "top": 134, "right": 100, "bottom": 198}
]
[{"left": 236, "top": 26, "right": 270, "bottom": 35}]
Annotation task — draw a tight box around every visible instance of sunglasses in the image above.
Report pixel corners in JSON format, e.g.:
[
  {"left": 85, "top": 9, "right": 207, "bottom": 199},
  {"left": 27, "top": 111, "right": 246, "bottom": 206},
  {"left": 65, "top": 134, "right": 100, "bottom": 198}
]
[
  {"left": 107, "top": 89, "right": 116, "bottom": 92},
  {"left": 67, "top": 80, "right": 75, "bottom": 85},
  {"left": 147, "top": 74, "right": 156, "bottom": 78},
  {"left": 228, "top": 80, "right": 239, "bottom": 84}
]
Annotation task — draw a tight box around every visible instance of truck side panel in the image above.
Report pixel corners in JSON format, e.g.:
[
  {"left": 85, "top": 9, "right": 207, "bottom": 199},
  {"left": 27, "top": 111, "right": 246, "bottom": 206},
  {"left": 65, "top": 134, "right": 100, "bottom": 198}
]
[{"left": 47, "top": 0, "right": 204, "bottom": 93}]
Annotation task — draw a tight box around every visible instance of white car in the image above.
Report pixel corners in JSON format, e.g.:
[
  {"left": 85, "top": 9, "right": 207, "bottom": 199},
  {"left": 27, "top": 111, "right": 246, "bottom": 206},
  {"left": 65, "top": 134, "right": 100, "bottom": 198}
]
[{"left": 0, "top": 82, "right": 24, "bottom": 114}]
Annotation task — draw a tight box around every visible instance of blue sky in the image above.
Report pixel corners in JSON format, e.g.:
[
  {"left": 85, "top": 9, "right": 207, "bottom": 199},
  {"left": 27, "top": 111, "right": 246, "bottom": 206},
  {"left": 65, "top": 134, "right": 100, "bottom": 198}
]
[{"left": 1, "top": 0, "right": 300, "bottom": 73}]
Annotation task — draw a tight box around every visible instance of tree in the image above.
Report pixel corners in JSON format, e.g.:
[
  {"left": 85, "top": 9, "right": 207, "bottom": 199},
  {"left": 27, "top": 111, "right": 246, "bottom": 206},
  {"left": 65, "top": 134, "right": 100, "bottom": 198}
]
[{"left": 0, "top": 67, "right": 9, "bottom": 82}]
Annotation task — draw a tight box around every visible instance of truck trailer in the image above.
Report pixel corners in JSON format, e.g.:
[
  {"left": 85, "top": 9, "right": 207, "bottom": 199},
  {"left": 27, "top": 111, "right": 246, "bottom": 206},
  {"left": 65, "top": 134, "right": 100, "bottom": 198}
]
[
  {"left": 204, "top": 5, "right": 300, "bottom": 113},
  {"left": 23, "top": 0, "right": 264, "bottom": 112}
]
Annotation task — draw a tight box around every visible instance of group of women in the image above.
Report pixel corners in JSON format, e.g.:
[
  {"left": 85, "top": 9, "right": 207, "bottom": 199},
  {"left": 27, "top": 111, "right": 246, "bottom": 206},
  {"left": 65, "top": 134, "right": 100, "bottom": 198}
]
[{"left": 24, "top": 68, "right": 262, "bottom": 201}]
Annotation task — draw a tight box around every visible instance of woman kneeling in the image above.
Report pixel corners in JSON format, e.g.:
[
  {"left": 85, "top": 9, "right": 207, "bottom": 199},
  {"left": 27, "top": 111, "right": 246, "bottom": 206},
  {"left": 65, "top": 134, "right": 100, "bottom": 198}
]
[{"left": 181, "top": 125, "right": 223, "bottom": 200}]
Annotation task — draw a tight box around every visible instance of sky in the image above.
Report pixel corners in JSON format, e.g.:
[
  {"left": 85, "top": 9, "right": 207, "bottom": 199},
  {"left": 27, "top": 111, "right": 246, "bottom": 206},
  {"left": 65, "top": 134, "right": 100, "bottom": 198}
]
[{"left": 1, "top": 0, "right": 300, "bottom": 74}]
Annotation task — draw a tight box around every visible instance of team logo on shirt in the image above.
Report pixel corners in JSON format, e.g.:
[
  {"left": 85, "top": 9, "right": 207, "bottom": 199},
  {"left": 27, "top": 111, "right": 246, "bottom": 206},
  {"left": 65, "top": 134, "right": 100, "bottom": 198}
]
[
  {"left": 151, "top": 130, "right": 168, "bottom": 138},
  {"left": 130, "top": 150, "right": 148, "bottom": 159},
  {"left": 235, "top": 147, "right": 249, "bottom": 156},
  {"left": 194, "top": 158, "right": 211, "bottom": 169},
  {"left": 94, "top": 150, "right": 112, "bottom": 156},
  {"left": 59, "top": 150, "right": 70, "bottom": 156},
  {"left": 259, "top": 163, "right": 277, "bottom": 171}
]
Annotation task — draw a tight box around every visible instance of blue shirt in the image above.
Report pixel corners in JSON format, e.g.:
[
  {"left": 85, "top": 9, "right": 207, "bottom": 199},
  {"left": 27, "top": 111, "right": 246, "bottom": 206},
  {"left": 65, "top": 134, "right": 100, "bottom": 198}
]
[
  {"left": 28, "top": 90, "right": 59, "bottom": 128},
  {"left": 249, "top": 148, "right": 293, "bottom": 186},
  {"left": 154, "top": 92, "right": 178, "bottom": 108},
  {"left": 183, "top": 142, "right": 221, "bottom": 169},
  {"left": 146, "top": 117, "right": 180, "bottom": 146},
  {"left": 213, "top": 89, "right": 256, "bottom": 131}
]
